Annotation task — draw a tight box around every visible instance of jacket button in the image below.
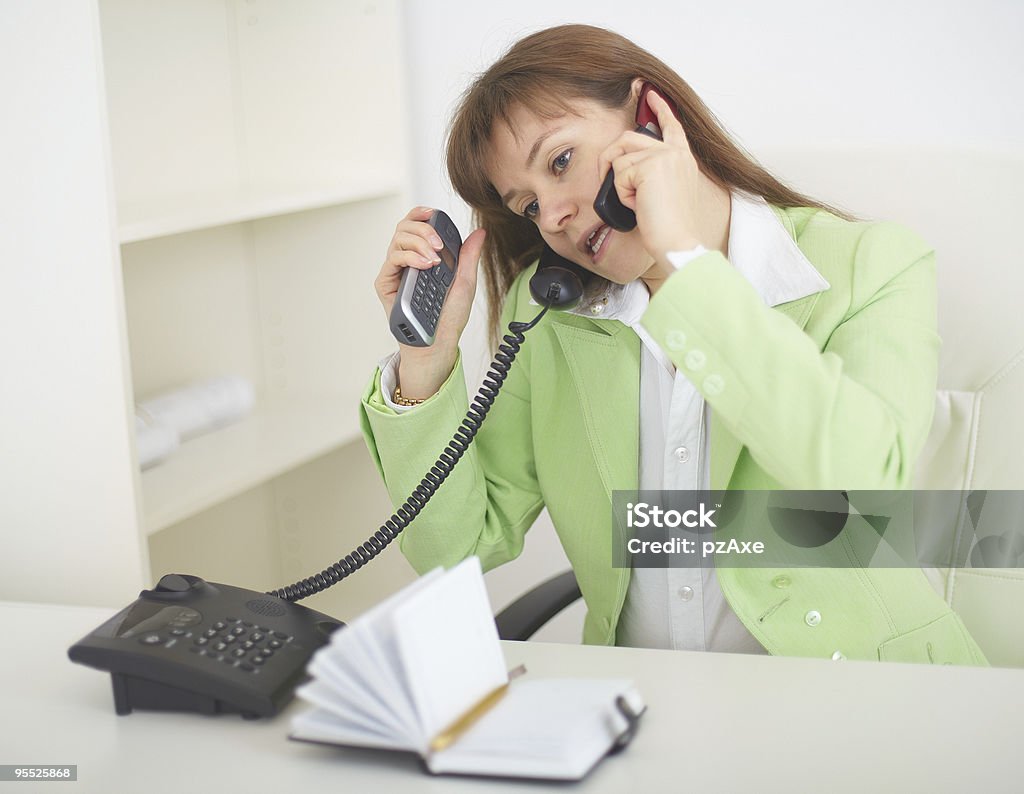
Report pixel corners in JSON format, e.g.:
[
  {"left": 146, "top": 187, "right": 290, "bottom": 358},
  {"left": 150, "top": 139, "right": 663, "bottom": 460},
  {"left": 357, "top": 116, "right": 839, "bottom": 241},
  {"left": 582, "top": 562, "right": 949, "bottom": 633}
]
[
  {"left": 805, "top": 610, "right": 822, "bottom": 627},
  {"left": 684, "top": 350, "right": 706, "bottom": 371},
  {"left": 666, "top": 330, "right": 687, "bottom": 351},
  {"left": 674, "top": 446, "right": 690, "bottom": 463},
  {"left": 703, "top": 374, "right": 725, "bottom": 396},
  {"left": 771, "top": 575, "right": 791, "bottom": 589}
]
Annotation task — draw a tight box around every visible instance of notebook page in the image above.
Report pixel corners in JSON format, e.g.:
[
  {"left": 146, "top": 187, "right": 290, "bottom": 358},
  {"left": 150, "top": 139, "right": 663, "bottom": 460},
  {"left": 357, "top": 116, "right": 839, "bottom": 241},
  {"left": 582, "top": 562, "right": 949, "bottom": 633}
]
[
  {"left": 316, "top": 620, "right": 423, "bottom": 740},
  {"left": 391, "top": 557, "right": 508, "bottom": 748},
  {"left": 291, "top": 706, "right": 415, "bottom": 752},
  {"left": 304, "top": 647, "right": 410, "bottom": 739},
  {"left": 428, "top": 678, "right": 644, "bottom": 780},
  {"left": 293, "top": 679, "right": 411, "bottom": 747},
  {"left": 338, "top": 568, "right": 447, "bottom": 725},
  {"left": 351, "top": 616, "right": 421, "bottom": 737},
  {"left": 293, "top": 568, "right": 443, "bottom": 743}
]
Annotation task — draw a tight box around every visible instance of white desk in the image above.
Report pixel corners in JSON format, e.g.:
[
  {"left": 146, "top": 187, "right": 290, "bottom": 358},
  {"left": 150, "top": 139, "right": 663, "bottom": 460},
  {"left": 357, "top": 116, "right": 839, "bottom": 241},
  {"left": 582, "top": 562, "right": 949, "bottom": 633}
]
[{"left": 2, "top": 601, "right": 1022, "bottom": 793}]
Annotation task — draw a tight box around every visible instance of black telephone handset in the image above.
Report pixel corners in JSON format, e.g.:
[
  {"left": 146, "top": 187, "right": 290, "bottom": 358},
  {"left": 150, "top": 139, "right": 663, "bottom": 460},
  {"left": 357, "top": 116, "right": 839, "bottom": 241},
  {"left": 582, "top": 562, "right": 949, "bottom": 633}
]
[
  {"left": 529, "top": 84, "right": 675, "bottom": 309},
  {"left": 594, "top": 82, "right": 667, "bottom": 232},
  {"left": 528, "top": 244, "right": 592, "bottom": 310},
  {"left": 68, "top": 574, "right": 343, "bottom": 718}
]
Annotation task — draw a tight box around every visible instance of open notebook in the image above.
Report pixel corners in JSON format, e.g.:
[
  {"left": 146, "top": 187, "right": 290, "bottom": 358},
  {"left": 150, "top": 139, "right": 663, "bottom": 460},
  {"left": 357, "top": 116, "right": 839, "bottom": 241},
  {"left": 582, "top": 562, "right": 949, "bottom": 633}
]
[{"left": 290, "top": 557, "right": 645, "bottom": 780}]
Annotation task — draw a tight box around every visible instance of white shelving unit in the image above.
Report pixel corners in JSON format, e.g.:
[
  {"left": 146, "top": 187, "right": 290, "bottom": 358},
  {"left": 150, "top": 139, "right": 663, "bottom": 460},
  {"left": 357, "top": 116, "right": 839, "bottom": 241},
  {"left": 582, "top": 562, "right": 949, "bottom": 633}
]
[
  {"left": 117, "top": 180, "right": 403, "bottom": 245},
  {"left": 2, "top": 0, "right": 417, "bottom": 616},
  {"left": 109, "top": 0, "right": 417, "bottom": 614}
]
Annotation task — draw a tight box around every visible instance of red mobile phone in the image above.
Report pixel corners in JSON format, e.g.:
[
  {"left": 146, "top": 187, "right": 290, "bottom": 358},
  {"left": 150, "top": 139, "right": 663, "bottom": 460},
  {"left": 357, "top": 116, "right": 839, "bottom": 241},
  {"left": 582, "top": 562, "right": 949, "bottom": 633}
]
[
  {"left": 593, "top": 81, "right": 667, "bottom": 232},
  {"left": 634, "top": 81, "right": 663, "bottom": 137}
]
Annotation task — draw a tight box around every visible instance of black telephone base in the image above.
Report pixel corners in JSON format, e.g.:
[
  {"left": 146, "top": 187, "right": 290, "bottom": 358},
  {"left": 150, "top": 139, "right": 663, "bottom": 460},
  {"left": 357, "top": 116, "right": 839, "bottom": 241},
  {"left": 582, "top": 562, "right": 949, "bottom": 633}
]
[
  {"left": 69, "top": 574, "right": 344, "bottom": 719},
  {"left": 111, "top": 671, "right": 264, "bottom": 720}
]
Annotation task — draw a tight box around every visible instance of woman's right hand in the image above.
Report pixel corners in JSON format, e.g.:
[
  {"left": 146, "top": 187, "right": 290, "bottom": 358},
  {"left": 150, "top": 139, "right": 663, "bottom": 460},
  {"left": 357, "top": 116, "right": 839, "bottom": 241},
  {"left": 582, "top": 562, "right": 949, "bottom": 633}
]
[{"left": 374, "top": 206, "right": 486, "bottom": 400}]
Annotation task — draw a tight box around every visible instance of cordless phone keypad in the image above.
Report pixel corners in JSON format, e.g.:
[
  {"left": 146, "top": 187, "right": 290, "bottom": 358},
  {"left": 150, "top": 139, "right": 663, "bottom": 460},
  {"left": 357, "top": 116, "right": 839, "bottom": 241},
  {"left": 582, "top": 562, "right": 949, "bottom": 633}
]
[
  {"left": 410, "top": 264, "right": 453, "bottom": 334},
  {"left": 187, "top": 617, "right": 294, "bottom": 672}
]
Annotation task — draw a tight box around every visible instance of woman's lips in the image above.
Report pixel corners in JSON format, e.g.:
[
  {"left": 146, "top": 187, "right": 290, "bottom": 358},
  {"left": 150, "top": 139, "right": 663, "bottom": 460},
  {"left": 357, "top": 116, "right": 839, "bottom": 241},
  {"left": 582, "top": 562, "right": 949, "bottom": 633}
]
[{"left": 589, "top": 224, "right": 612, "bottom": 263}]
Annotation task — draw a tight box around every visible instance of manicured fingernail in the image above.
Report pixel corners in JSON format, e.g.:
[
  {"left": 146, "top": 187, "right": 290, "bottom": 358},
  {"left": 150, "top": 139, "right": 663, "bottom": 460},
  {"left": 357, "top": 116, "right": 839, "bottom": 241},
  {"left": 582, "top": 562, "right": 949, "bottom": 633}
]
[{"left": 431, "top": 235, "right": 444, "bottom": 249}]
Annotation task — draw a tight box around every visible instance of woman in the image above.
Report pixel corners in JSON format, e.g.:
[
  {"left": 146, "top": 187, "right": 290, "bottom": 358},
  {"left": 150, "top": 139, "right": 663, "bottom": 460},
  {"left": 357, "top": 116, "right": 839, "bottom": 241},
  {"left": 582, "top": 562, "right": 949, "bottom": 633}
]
[{"left": 360, "top": 24, "right": 985, "bottom": 664}]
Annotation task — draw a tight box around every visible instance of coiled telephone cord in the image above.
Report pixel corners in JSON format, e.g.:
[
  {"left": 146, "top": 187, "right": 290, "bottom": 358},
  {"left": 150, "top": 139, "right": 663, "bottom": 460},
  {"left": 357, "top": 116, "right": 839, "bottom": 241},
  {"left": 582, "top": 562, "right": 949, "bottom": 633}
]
[{"left": 269, "top": 303, "right": 550, "bottom": 602}]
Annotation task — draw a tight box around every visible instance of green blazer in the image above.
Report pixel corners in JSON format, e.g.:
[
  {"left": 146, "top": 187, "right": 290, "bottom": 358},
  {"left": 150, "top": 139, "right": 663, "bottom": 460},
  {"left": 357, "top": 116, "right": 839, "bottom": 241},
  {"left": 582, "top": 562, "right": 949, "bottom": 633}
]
[{"left": 360, "top": 205, "right": 987, "bottom": 666}]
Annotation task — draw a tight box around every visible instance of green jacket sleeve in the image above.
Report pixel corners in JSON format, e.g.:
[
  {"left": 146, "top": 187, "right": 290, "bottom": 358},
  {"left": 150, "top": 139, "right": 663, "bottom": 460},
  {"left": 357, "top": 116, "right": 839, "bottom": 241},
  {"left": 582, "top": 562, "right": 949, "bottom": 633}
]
[
  {"left": 359, "top": 285, "right": 545, "bottom": 574},
  {"left": 641, "top": 219, "right": 939, "bottom": 490}
]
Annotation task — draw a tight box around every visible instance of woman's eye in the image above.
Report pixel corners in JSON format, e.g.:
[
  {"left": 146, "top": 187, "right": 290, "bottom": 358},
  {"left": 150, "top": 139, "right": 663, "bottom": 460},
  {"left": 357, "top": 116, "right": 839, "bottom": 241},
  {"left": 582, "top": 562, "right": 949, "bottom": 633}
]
[
  {"left": 516, "top": 150, "right": 571, "bottom": 219},
  {"left": 552, "top": 149, "right": 572, "bottom": 174}
]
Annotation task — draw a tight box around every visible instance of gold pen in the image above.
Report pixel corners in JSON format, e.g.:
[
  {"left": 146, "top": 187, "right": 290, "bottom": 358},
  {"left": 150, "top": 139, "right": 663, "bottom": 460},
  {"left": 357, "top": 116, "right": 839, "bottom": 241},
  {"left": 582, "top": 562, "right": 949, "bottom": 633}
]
[{"left": 428, "top": 665, "right": 527, "bottom": 754}]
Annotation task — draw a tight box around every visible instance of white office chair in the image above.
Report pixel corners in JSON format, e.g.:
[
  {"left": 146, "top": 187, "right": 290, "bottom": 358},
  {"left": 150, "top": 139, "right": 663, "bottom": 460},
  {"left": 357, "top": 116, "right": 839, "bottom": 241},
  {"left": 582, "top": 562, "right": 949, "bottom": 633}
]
[{"left": 762, "top": 147, "right": 1024, "bottom": 667}]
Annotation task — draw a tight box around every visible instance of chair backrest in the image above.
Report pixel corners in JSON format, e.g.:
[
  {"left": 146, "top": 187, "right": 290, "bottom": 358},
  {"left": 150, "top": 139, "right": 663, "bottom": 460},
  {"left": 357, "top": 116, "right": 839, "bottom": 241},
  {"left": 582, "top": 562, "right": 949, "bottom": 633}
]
[{"left": 762, "top": 147, "right": 1024, "bottom": 666}]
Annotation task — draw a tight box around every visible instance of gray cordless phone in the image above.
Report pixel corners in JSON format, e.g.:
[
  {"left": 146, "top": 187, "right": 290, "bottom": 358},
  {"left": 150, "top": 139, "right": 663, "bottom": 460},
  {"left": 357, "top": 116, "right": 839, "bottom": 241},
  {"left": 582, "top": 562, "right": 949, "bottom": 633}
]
[{"left": 389, "top": 209, "right": 461, "bottom": 346}]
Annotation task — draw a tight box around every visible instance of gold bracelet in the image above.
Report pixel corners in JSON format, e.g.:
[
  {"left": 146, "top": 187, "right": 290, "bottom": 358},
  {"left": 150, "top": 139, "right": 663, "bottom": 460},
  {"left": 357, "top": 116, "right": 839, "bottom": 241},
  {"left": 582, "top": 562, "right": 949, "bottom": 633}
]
[{"left": 393, "top": 384, "right": 426, "bottom": 407}]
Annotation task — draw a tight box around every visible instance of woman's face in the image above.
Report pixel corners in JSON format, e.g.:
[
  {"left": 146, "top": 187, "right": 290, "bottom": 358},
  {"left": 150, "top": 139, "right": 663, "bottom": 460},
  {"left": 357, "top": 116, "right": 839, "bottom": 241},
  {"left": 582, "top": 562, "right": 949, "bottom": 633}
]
[{"left": 486, "top": 96, "right": 655, "bottom": 284}]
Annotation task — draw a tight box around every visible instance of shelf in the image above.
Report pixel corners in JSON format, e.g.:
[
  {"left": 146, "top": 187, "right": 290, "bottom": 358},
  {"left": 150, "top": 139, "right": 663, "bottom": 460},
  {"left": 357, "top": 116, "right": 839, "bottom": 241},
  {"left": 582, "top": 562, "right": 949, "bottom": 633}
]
[
  {"left": 140, "top": 396, "right": 361, "bottom": 534},
  {"left": 118, "top": 179, "right": 403, "bottom": 244}
]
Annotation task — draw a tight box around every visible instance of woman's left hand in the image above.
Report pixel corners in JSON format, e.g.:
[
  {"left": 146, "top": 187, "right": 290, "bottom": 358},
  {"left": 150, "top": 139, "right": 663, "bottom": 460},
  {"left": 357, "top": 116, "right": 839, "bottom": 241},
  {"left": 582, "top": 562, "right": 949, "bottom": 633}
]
[{"left": 597, "top": 90, "right": 704, "bottom": 267}]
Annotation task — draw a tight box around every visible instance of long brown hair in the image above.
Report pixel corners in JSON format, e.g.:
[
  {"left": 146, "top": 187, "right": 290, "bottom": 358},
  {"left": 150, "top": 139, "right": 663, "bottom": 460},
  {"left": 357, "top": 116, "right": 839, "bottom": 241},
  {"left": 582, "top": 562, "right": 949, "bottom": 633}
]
[{"left": 446, "top": 24, "right": 850, "bottom": 347}]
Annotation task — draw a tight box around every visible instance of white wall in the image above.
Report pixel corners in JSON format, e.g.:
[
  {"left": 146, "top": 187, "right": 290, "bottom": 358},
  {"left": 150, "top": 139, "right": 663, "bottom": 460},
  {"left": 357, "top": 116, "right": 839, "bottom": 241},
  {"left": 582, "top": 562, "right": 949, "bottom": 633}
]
[
  {"left": 0, "top": 1, "right": 148, "bottom": 605},
  {"left": 394, "top": 0, "right": 1024, "bottom": 639},
  {"left": 400, "top": 1, "right": 1022, "bottom": 206}
]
